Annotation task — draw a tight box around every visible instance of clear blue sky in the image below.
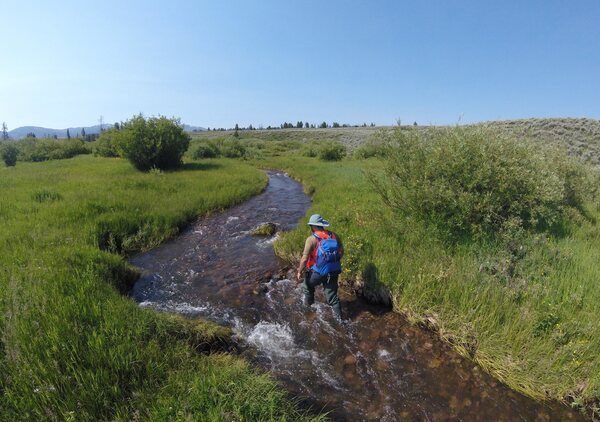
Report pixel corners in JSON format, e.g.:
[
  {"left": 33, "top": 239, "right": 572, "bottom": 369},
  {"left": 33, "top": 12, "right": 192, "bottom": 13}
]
[{"left": 1, "top": 0, "right": 599, "bottom": 129}]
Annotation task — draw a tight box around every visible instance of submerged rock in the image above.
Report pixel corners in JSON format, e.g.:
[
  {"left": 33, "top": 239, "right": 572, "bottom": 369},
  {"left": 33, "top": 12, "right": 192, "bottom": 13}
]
[
  {"left": 344, "top": 354, "right": 357, "bottom": 365},
  {"left": 251, "top": 222, "right": 277, "bottom": 236}
]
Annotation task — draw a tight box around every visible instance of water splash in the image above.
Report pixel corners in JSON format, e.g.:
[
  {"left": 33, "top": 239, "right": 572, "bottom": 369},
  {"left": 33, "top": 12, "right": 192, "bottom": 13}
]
[{"left": 245, "top": 322, "right": 297, "bottom": 358}]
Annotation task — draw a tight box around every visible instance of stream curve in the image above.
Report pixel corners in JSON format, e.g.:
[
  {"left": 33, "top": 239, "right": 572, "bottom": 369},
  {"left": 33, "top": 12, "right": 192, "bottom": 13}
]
[{"left": 131, "top": 172, "right": 581, "bottom": 421}]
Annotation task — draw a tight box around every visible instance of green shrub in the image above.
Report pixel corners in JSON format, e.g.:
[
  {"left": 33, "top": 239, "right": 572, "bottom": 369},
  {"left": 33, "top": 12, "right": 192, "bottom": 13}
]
[
  {"left": 0, "top": 143, "right": 18, "bottom": 166},
  {"left": 371, "top": 127, "right": 596, "bottom": 239},
  {"left": 188, "top": 138, "right": 257, "bottom": 160},
  {"left": 318, "top": 141, "right": 346, "bottom": 161},
  {"left": 192, "top": 142, "right": 220, "bottom": 159},
  {"left": 353, "top": 138, "right": 386, "bottom": 159},
  {"left": 93, "top": 130, "right": 119, "bottom": 157},
  {"left": 220, "top": 139, "right": 246, "bottom": 158},
  {"left": 243, "top": 146, "right": 264, "bottom": 160},
  {"left": 16, "top": 138, "right": 90, "bottom": 162},
  {"left": 113, "top": 115, "right": 190, "bottom": 171},
  {"left": 301, "top": 141, "right": 320, "bottom": 158}
]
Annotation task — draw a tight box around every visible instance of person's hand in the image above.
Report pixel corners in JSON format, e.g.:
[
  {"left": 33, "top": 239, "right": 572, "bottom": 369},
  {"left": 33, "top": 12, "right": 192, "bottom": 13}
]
[{"left": 296, "top": 270, "right": 302, "bottom": 282}]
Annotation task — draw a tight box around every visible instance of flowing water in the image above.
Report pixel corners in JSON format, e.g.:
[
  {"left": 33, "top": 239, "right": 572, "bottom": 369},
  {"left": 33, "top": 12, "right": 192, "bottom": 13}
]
[{"left": 131, "top": 172, "right": 582, "bottom": 421}]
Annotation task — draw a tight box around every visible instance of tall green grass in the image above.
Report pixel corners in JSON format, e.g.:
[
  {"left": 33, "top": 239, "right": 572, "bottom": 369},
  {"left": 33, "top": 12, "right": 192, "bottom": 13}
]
[
  {"left": 263, "top": 146, "right": 600, "bottom": 416},
  {"left": 0, "top": 155, "right": 322, "bottom": 420}
]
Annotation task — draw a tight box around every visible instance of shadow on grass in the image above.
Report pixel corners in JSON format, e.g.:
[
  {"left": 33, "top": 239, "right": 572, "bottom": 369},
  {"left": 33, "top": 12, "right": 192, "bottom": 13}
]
[
  {"left": 344, "top": 262, "right": 394, "bottom": 320},
  {"left": 547, "top": 207, "right": 597, "bottom": 238},
  {"left": 180, "top": 162, "right": 223, "bottom": 171},
  {"left": 580, "top": 206, "right": 598, "bottom": 225}
]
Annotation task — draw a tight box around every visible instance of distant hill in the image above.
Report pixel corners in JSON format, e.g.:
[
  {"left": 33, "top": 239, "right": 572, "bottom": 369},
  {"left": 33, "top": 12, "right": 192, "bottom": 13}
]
[
  {"left": 7, "top": 123, "right": 206, "bottom": 139},
  {"left": 8, "top": 125, "right": 106, "bottom": 139},
  {"left": 183, "top": 124, "right": 206, "bottom": 133},
  {"left": 475, "top": 117, "right": 600, "bottom": 166}
]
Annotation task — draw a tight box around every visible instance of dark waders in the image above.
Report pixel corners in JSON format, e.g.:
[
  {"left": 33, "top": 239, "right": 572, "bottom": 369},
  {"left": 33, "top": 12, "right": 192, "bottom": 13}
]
[{"left": 303, "top": 270, "right": 342, "bottom": 319}]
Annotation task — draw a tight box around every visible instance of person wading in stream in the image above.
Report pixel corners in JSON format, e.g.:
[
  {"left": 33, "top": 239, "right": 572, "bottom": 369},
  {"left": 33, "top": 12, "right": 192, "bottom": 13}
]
[{"left": 296, "top": 214, "right": 344, "bottom": 320}]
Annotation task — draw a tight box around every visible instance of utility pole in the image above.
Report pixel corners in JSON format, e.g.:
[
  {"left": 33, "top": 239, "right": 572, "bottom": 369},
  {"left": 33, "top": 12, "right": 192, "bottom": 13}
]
[{"left": 2, "top": 122, "right": 8, "bottom": 140}]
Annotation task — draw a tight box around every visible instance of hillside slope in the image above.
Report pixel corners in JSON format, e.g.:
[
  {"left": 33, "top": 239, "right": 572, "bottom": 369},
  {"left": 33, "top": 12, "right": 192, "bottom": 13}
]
[
  {"left": 195, "top": 118, "right": 600, "bottom": 165},
  {"left": 478, "top": 118, "right": 600, "bottom": 166}
]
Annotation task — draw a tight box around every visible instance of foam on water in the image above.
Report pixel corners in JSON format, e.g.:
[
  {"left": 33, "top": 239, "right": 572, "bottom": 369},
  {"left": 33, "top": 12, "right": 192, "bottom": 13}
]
[
  {"left": 245, "top": 322, "right": 297, "bottom": 358},
  {"left": 139, "top": 300, "right": 210, "bottom": 315},
  {"left": 256, "top": 233, "right": 279, "bottom": 248},
  {"left": 378, "top": 349, "right": 391, "bottom": 359}
]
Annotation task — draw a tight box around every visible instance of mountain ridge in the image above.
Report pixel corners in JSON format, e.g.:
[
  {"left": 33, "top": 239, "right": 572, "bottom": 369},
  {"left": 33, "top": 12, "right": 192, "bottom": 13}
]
[{"left": 6, "top": 123, "right": 206, "bottom": 139}]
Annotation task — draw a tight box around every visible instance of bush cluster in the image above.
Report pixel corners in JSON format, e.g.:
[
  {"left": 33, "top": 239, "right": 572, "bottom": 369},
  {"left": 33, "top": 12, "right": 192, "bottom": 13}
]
[
  {"left": 190, "top": 138, "right": 249, "bottom": 159},
  {"left": 301, "top": 140, "right": 346, "bottom": 161},
  {"left": 113, "top": 115, "right": 190, "bottom": 171},
  {"left": 191, "top": 142, "right": 220, "bottom": 159},
  {"left": 16, "top": 138, "right": 90, "bottom": 162},
  {"left": 353, "top": 138, "right": 387, "bottom": 159},
  {"left": 300, "top": 141, "right": 321, "bottom": 158},
  {"left": 318, "top": 141, "right": 346, "bottom": 161},
  {"left": 0, "top": 142, "right": 18, "bottom": 166},
  {"left": 93, "top": 130, "right": 119, "bottom": 157},
  {"left": 371, "top": 127, "right": 597, "bottom": 239},
  {"left": 220, "top": 139, "right": 246, "bottom": 158}
]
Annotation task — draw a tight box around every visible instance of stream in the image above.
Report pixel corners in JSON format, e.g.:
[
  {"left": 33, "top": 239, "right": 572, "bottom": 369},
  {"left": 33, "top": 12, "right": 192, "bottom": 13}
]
[{"left": 131, "top": 172, "right": 582, "bottom": 421}]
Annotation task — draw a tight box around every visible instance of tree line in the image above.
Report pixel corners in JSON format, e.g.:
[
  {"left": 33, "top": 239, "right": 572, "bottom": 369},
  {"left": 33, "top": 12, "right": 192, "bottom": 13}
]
[
  {"left": 2, "top": 118, "right": 385, "bottom": 142},
  {"left": 207, "top": 121, "right": 377, "bottom": 132}
]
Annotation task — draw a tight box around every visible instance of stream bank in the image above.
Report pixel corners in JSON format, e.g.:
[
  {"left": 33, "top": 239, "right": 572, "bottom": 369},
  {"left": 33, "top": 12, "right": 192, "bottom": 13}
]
[{"left": 131, "top": 171, "right": 582, "bottom": 421}]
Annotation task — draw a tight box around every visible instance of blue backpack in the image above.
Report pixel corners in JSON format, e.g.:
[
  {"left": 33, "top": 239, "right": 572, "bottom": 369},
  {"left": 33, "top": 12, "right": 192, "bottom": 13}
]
[{"left": 311, "top": 231, "right": 342, "bottom": 276}]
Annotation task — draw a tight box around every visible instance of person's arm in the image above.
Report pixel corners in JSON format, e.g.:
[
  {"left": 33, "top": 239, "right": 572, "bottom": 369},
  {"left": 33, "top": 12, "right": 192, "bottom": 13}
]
[
  {"left": 296, "top": 256, "right": 308, "bottom": 281},
  {"left": 296, "top": 237, "right": 314, "bottom": 281}
]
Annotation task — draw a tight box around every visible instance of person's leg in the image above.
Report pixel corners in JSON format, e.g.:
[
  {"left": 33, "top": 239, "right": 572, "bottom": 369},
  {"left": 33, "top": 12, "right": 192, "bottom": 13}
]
[
  {"left": 302, "top": 270, "right": 317, "bottom": 306},
  {"left": 323, "top": 274, "right": 342, "bottom": 319}
]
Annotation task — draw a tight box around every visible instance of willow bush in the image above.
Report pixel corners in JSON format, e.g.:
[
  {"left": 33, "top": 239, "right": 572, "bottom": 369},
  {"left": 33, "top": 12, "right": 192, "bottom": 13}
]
[
  {"left": 16, "top": 137, "right": 90, "bottom": 162},
  {"left": 93, "top": 129, "right": 119, "bottom": 157},
  {"left": 0, "top": 142, "right": 18, "bottom": 166},
  {"left": 113, "top": 115, "right": 190, "bottom": 171},
  {"left": 370, "top": 127, "right": 597, "bottom": 240}
]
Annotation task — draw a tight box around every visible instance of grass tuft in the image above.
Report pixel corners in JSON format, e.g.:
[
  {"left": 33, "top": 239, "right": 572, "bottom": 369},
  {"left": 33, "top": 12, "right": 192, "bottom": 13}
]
[{"left": 252, "top": 222, "right": 278, "bottom": 236}]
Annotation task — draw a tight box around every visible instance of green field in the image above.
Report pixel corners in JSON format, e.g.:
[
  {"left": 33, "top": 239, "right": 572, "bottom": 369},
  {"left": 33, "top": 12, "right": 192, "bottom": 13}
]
[
  {"left": 2, "top": 121, "right": 600, "bottom": 419},
  {"left": 0, "top": 156, "right": 322, "bottom": 420}
]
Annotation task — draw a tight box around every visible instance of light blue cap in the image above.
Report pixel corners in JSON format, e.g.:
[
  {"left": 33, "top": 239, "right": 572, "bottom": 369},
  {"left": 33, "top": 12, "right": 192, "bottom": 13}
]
[{"left": 307, "top": 214, "right": 330, "bottom": 227}]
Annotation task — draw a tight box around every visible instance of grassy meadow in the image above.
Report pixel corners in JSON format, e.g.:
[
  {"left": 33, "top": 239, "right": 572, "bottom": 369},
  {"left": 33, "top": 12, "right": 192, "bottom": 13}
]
[
  {"left": 2, "top": 120, "right": 600, "bottom": 420},
  {"left": 197, "top": 117, "right": 600, "bottom": 165},
  {"left": 269, "top": 155, "right": 600, "bottom": 413},
  {"left": 191, "top": 125, "right": 600, "bottom": 415},
  {"left": 0, "top": 155, "right": 322, "bottom": 420}
]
